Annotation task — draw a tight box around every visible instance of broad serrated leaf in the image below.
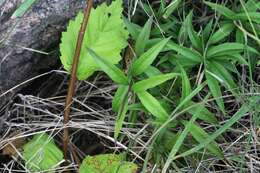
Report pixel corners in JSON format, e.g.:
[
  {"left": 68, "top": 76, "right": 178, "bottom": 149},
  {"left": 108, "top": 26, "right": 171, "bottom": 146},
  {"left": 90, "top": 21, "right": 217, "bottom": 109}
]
[
  {"left": 137, "top": 91, "right": 168, "bottom": 121},
  {"left": 132, "top": 73, "right": 179, "bottom": 92},
  {"left": 131, "top": 38, "right": 170, "bottom": 76},
  {"left": 88, "top": 48, "right": 128, "bottom": 84},
  {"left": 60, "top": 0, "right": 129, "bottom": 80},
  {"left": 79, "top": 154, "right": 137, "bottom": 173},
  {"left": 22, "top": 133, "right": 63, "bottom": 173},
  {"left": 208, "top": 23, "right": 235, "bottom": 44}
]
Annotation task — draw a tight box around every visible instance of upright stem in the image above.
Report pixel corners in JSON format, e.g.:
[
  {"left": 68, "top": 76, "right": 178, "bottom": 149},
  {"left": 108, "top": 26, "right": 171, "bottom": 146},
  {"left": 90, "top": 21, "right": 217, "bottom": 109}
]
[{"left": 63, "top": 0, "right": 94, "bottom": 160}]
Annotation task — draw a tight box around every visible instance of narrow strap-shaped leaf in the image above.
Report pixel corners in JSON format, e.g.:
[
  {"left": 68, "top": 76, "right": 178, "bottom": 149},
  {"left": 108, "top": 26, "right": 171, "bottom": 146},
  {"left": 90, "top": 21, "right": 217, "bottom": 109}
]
[
  {"left": 211, "top": 54, "right": 248, "bottom": 65},
  {"left": 242, "top": 0, "right": 259, "bottom": 12},
  {"left": 112, "top": 85, "right": 129, "bottom": 112},
  {"left": 135, "top": 17, "right": 153, "bottom": 56},
  {"left": 162, "top": 96, "right": 219, "bottom": 172},
  {"left": 179, "top": 64, "right": 191, "bottom": 101},
  {"left": 204, "top": 1, "right": 236, "bottom": 19},
  {"left": 162, "top": 108, "right": 200, "bottom": 173},
  {"left": 186, "top": 122, "right": 223, "bottom": 158},
  {"left": 144, "top": 66, "right": 162, "bottom": 77},
  {"left": 205, "top": 70, "right": 225, "bottom": 113},
  {"left": 163, "top": 0, "right": 183, "bottom": 19},
  {"left": 170, "top": 82, "right": 206, "bottom": 117},
  {"left": 11, "top": 0, "right": 37, "bottom": 18},
  {"left": 174, "top": 97, "right": 259, "bottom": 159},
  {"left": 208, "top": 23, "right": 235, "bottom": 45},
  {"left": 186, "top": 11, "right": 202, "bottom": 50},
  {"left": 185, "top": 101, "right": 217, "bottom": 124},
  {"left": 123, "top": 17, "right": 141, "bottom": 40},
  {"left": 208, "top": 61, "right": 237, "bottom": 91},
  {"left": 203, "top": 19, "right": 213, "bottom": 42},
  {"left": 207, "top": 43, "right": 244, "bottom": 57},
  {"left": 88, "top": 48, "right": 128, "bottom": 85},
  {"left": 167, "top": 42, "right": 202, "bottom": 62},
  {"left": 234, "top": 12, "right": 260, "bottom": 24},
  {"left": 137, "top": 91, "right": 168, "bottom": 120},
  {"left": 235, "top": 28, "right": 245, "bottom": 44},
  {"left": 132, "top": 73, "right": 179, "bottom": 93},
  {"left": 131, "top": 38, "right": 170, "bottom": 76},
  {"left": 114, "top": 99, "right": 128, "bottom": 139},
  {"left": 217, "top": 60, "right": 239, "bottom": 73}
]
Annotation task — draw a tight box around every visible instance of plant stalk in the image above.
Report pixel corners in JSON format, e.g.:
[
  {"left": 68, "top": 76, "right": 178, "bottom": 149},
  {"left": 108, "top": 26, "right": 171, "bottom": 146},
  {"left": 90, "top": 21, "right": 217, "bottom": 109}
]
[{"left": 63, "top": 0, "right": 94, "bottom": 160}]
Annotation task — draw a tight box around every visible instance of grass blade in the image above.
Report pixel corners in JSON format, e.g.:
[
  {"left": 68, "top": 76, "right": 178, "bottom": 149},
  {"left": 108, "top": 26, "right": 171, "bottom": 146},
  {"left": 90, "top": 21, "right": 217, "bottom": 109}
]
[
  {"left": 206, "top": 70, "right": 225, "bottom": 113},
  {"left": 162, "top": 97, "right": 215, "bottom": 172},
  {"left": 185, "top": 101, "right": 217, "bottom": 124},
  {"left": 135, "top": 17, "right": 153, "bottom": 56},
  {"left": 186, "top": 11, "right": 202, "bottom": 50},
  {"left": 131, "top": 38, "right": 170, "bottom": 76},
  {"left": 88, "top": 48, "right": 128, "bottom": 85},
  {"left": 163, "top": 0, "right": 183, "bottom": 19},
  {"left": 186, "top": 122, "right": 223, "bottom": 158},
  {"left": 207, "top": 43, "right": 244, "bottom": 57},
  {"left": 132, "top": 73, "right": 179, "bottom": 93},
  {"left": 167, "top": 42, "right": 202, "bottom": 63},
  {"left": 203, "top": 19, "right": 213, "bottom": 42},
  {"left": 114, "top": 99, "right": 128, "bottom": 139},
  {"left": 179, "top": 64, "right": 191, "bottom": 101},
  {"left": 112, "top": 85, "right": 129, "bottom": 112},
  {"left": 174, "top": 97, "right": 259, "bottom": 159},
  {"left": 137, "top": 91, "right": 168, "bottom": 121},
  {"left": 204, "top": 1, "right": 236, "bottom": 19},
  {"left": 11, "top": 0, "right": 37, "bottom": 19},
  {"left": 208, "top": 23, "right": 235, "bottom": 45}
]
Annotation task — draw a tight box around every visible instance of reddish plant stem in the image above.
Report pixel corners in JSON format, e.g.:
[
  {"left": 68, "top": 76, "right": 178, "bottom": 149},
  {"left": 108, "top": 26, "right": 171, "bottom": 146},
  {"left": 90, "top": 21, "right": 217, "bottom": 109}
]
[{"left": 63, "top": 0, "right": 94, "bottom": 160}]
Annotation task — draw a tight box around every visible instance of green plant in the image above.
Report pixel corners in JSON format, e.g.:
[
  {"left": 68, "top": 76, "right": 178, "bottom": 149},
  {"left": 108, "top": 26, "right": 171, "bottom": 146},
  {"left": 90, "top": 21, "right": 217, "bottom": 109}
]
[
  {"left": 21, "top": 0, "right": 260, "bottom": 172},
  {"left": 22, "top": 133, "right": 63, "bottom": 173},
  {"left": 60, "top": 0, "right": 129, "bottom": 80},
  {"left": 11, "top": 0, "right": 37, "bottom": 19},
  {"left": 79, "top": 154, "right": 137, "bottom": 173}
]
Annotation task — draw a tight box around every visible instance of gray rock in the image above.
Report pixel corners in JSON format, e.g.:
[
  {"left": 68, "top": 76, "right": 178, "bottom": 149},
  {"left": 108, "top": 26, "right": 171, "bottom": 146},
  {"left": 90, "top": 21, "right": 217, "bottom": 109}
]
[{"left": 0, "top": 0, "right": 87, "bottom": 107}]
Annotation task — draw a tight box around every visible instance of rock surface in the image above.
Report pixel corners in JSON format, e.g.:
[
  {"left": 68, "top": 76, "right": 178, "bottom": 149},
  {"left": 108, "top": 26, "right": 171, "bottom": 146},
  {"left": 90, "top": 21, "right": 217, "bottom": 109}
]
[{"left": 0, "top": 0, "right": 87, "bottom": 107}]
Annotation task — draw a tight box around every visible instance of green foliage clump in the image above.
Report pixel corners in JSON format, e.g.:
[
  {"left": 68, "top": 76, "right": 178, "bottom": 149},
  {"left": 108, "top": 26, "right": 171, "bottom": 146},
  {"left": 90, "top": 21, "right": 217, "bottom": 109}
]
[
  {"left": 60, "top": 0, "right": 129, "bottom": 80},
  {"left": 22, "top": 133, "right": 63, "bottom": 173},
  {"left": 79, "top": 154, "right": 138, "bottom": 173}
]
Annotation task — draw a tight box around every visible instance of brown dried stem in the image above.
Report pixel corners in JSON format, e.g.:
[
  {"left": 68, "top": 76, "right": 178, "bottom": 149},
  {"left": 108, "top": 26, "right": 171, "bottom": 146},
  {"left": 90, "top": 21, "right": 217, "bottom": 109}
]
[{"left": 63, "top": 0, "right": 94, "bottom": 161}]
